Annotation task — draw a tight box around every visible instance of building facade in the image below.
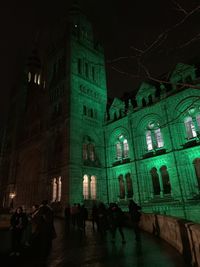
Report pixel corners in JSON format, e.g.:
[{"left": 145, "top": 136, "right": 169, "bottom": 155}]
[{"left": 1, "top": 6, "right": 200, "bottom": 220}]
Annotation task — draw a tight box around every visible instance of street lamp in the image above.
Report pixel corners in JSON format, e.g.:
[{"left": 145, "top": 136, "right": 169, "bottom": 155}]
[{"left": 9, "top": 192, "right": 16, "bottom": 209}]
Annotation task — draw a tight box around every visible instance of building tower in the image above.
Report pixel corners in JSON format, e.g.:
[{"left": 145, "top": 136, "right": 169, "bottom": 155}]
[{"left": 45, "top": 3, "right": 108, "bottom": 206}]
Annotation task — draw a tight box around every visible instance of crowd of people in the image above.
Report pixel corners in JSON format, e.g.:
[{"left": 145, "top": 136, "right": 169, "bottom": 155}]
[
  {"left": 9, "top": 200, "right": 56, "bottom": 257},
  {"left": 8, "top": 199, "right": 141, "bottom": 257},
  {"left": 65, "top": 200, "right": 142, "bottom": 243}
]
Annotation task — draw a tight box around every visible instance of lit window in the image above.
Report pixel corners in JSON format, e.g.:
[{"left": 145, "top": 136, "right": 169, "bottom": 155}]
[
  {"left": 34, "top": 74, "right": 37, "bottom": 84},
  {"left": 185, "top": 117, "right": 197, "bottom": 139},
  {"left": 90, "top": 176, "right": 96, "bottom": 200},
  {"left": 115, "top": 135, "right": 129, "bottom": 160},
  {"left": 154, "top": 128, "right": 164, "bottom": 148},
  {"left": 146, "top": 130, "right": 153, "bottom": 151},
  {"left": 83, "top": 144, "right": 88, "bottom": 160},
  {"left": 146, "top": 122, "right": 164, "bottom": 151},
  {"left": 28, "top": 72, "right": 31, "bottom": 82},
  {"left": 57, "top": 177, "right": 62, "bottom": 202},
  {"left": 37, "top": 74, "right": 41, "bottom": 85},
  {"left": 123, "top": 139, "right": 129, "bottom": 158},
  {"left": 116, "top": 142, "right": 122, "bottom": 160},
  {"left": 83, "top": 175, "right": 89, "bottom": 199},
  {"left": 196, "top": 114, "right": 200, "bottom": 129},
  {"left": 89, "top": 144, "right": 95, "bottom": 161},
  {"left": 52, "top": 178, "right": 57, "bottom": 202}
]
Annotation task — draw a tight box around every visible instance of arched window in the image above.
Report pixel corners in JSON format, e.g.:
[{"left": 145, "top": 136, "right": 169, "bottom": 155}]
[
  {"left": 116, "top": 142, "right": 122, "bottom": 160},
  {"left": 142, "top": 98, "right": 146, "bottom": 107},
  {"left": 118, "top": 174, "right": 125, "bottom": 199},
  {"left": 194, "top": 158, "right": 200, "bottom": 189},
  {"left": 146, "top": 122, "right": 164, "bottom": 151},
  {"left": 115, "top": 135, "right": 129, "bottom": 160},
  {"left": 148, "top": 95, "right": 153, "bottom": 105},
  {"left": 52, "top": 177, "right": 62, "bottom": 202},
  {"left": 57, "top": 177, "right": 62, "bottom": 201},
  {"left": 196, "top": 114, "right": 200, "bottom": 129},
  {"left": 146, "top": 130, "right": 153, "bottom": 151},
  {"left": 160, "top": 166, "right": 171, "bottom": 194},
  {"left": 185, "top": 117, "right": 197, "bottom": 139},
  {"left": 83, "top": 175, "right": 89, "bottom": 199},
  {"left": 125, "top": 173, "right": 133, "bottom": 198},
  {"left": 83, "top": 144, "right": 88, "bottom": 160},
  {"left": 37, "top": 74, "right": 41, "bottom": 85},
  {"left": 123, "top": 139, "right": 129, "bottom": 158},
  {"left": 52, "top": 178, "right": 57, "bottom": 202},
  {"left": 28, "top": 72, "right": 31, "bottom": 82},
  {"left": 155, "top": 128, "right": 164, "bottom": 148},
  {"left": 89, "top": 144, "right": 95, "bottom": 161},
  {"left": 34, "top": 74, "right": 37, "bottom": 84},
  {"left": 90, "top": 175, "right": 96, "bottom": 200},
  {"left": 150, "top": 168, "right": 160, "bottom": 195}
]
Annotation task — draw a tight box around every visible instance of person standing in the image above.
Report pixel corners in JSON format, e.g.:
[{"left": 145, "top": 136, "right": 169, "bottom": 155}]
[
  {"left": 108, "top": 203, "right": 125, "bottom": 244},
  {"left": 10, "top": 207, "right": 28, "bottom": 256},
  {"left": 128, "top": 200, "right": 141, "bottom": 241}
]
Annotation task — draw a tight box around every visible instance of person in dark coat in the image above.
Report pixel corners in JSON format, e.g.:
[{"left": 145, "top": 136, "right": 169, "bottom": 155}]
[
  {"left": 128, "top": 200, "right": 141, "bottom": 241},
  {"left": 108, "top": 203, "right": 125, "bottom": 244},
  {"left": 64, "top": 204, "right": 71, "bottom": 231},
  {"left": 10, "top": 207, "right": 28, "bottom": 256},
  {"left": 91, "top": 204, "right": 99, "bottom": 231},
  {"left": 32, "top": 200, "right": 56, "bottom": 256}
]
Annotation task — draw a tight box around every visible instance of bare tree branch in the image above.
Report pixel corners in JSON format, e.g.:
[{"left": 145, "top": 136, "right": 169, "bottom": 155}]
[
  {"left": 179, "top": 33, "right": 200, "bottom": 49},
  {"left": 171, "top": 0, "right": 188, "bottom": 15}
]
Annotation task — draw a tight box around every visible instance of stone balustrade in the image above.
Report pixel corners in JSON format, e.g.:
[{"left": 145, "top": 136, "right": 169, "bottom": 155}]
[{"left": 140, "top": 213, "right": 200, "bottom": 267}]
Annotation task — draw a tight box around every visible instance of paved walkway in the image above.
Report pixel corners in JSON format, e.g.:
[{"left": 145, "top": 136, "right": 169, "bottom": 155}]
[{"left": 4, "top": 219, "right": 189, "bottom": 267}]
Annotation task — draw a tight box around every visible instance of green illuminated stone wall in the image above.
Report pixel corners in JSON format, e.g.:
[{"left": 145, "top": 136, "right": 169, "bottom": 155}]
[
  {"left": 1, "top": 5, "right": 200, "bottom": 222},
  {"left": 105, "top": 70, "right": 200, "bottom": 218}
]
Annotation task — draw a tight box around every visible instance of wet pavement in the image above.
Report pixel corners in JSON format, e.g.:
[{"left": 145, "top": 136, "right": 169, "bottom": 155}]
[{"left": 3, "top": 219, "right": 189, "bottom": 267}]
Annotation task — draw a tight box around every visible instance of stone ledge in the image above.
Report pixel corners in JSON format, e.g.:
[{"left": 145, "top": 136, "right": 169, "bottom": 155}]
[{"left": 140, "top": 213, "right": 199, "bottom": 266}]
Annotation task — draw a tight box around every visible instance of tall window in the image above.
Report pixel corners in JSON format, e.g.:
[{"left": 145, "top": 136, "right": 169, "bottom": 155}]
[
  {"left": 146, "top": 130, "right": 153, "bottom": 151},
  {"left": 34, "top": 74, "right": 37, "bottom": 84},
  {"left": 155, "top": 128, "right": 164, "bottom": 148},
  {"left": 90, "top": 176, "right": 96, "bottom": 200},
  {"left": 115, "top": 135, "right": 129, "bottom": 160},
  {"left": 118, "top": 174, "right": 125, "bottom": 199},
  {"left": 89, "top": 144, "right": 95, "bottom": 161},
  {"left": 160, "top": 166, "right": 171, "bottom": 194},
  {"left": 52, "top": 176, "right": 62, "bottom": 202},
  {"left": 52, "top": 178, "right": 57, "bottom": 202},
  {"left": 197, "top": 114, "right": 200, "bottom": 129},
  {"left": 150, "top": 168, "right": 160, "bottom": 195},
  {"left": 83, "top": 144, "right": 88, "bottom": 160},
  {"left": 123, "top": 139, "right": 129, "bottom": 158},
  {"left": 125, "top": 173, "right": 133, "bottom": 198},
  {"left": 57, "top": 177, "right": 62, "bottom": 201},
  {"left": 185, "top": 117, "right": 197, "bottom": 139},
  {"left": 194, "top": 158, "right": 200, "bottom": 189},
  {"left": 28, "top": 72, "right": 31, "bottom": 82},
  {"left": 83, "top": 175, "right": 89, "bottom": 199},
  {"left": 116, "top": 142, "right": 122, "bottom": 160},
  {"left": 37, "top": 74, "right": 41, "bottom": 85},
  {"left": 146, "top": 122, "right": 164, "bottom": 151}
]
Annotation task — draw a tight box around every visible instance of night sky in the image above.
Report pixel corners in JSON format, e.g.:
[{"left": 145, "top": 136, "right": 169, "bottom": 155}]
[{"left": 0, "top": 0, "right": 199, "bottom": 123}]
